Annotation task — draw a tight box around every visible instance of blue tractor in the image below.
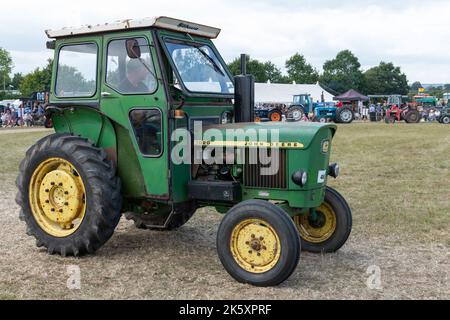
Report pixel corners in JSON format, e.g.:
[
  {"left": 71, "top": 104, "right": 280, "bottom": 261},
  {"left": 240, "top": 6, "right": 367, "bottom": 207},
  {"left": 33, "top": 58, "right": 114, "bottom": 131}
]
[{"left": 290, "top": 94, "right": 354, "bottom": 124}]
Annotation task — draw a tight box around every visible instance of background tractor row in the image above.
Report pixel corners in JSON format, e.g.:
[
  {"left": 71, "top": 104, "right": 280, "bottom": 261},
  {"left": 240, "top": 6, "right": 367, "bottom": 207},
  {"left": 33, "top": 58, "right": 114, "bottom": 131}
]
[{"left": 255, "top": 94, "right": 354, "bottom": 124}]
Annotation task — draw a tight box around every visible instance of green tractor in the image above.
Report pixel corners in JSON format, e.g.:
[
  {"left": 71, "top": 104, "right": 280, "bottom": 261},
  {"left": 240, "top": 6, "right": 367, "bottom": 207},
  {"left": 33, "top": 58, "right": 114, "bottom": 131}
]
[{"left": 16, "top": 17, "right": 352, "bottom": 286}]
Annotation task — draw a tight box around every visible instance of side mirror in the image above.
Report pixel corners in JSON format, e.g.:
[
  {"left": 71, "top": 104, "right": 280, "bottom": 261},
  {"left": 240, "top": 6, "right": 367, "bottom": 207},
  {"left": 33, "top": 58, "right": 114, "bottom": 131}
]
[{"left": 126, "top": 39, "right": 141, "bottom": 59}]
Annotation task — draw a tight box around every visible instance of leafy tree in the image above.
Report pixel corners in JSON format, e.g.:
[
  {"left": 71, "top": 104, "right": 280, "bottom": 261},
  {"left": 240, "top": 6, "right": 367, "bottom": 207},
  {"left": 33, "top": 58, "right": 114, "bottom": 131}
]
[
  {"left": 410, "top": 81, "right": 423, "bottom": 91},
  {"left": 0, "top": 48, "right": 13, "bottom": 90},
  {"left": 285, "top": 53, "right": 319, "bottom": 84},
  {"left": 227, "top": 56, "right": 285, "bottom": 83},
  {"left": 362, "top": 62, "right": 409, "bottom": 95},
  {"left": 319, "top": 50, "right": 363, "bottom": 94},
  {"left": 10, "top": 73, "right": 24, "bottom": 90},
  {"left": 19, "top": 59, "right": 53, "bottom": 97}
]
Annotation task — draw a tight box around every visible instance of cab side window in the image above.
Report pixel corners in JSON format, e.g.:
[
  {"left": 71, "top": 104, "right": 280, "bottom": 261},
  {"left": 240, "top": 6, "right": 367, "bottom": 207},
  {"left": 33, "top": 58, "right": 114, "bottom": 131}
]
[
  {"left": 55, "top": 43, "right": 98, "bottom": 97},
  {"left": 129, "top": 109, "right": 162, "bottom": 156},
  {"left": 106, "top": 38, "right": 157, "bottom": 94}
]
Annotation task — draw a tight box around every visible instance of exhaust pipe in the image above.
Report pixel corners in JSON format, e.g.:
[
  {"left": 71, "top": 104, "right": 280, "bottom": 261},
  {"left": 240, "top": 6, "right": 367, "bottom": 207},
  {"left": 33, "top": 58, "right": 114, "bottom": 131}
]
[{"left": 234, "top": 54, "right": 254, "bottom": 123}]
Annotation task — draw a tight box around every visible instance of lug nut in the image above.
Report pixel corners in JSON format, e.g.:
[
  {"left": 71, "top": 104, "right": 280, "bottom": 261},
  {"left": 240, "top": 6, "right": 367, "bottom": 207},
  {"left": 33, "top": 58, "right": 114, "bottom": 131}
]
[
  {"left": 59, "top": 183, "right": 63, "bottom": 187},
  {"left": 51, "top": 208, "right": 55, "bottom": 212},
  {"left": 257, "top": 253, "right": 261, "bottom": 257},
  {"left": 248, "top": 250, "right": 253, "bottom": 254},
  {"left": 51, "top": 182, "right": 55, "bottom": 186},
  {"left": 59, "top": 209, "right": 63, "bottom": 213},
  {"left": 45, "top": 200, "right": 50, "bottom": 203},
  {"left": 64, "top": 202, "right": 69, "bottom": 206},
  {"left": 45, "top": 189, "right": 49, "bottom": 193}
]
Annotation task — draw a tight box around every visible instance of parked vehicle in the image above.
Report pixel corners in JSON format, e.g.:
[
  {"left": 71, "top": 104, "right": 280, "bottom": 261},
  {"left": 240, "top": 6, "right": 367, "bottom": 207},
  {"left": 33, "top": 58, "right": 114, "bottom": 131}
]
[{"left": 385, "top": 95, "right": 421, "bottom": 123}]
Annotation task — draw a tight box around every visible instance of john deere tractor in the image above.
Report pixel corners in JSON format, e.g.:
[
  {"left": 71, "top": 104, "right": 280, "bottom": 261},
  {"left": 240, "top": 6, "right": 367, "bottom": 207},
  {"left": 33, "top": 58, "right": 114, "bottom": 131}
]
[{"left": 16, "top": 17, "right": 352, "bottom": 287}]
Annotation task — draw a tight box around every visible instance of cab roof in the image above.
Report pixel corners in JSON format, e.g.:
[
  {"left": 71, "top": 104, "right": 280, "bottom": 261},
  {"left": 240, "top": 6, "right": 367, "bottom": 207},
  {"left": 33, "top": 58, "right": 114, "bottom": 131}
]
[{"left": 45, "top": 16, "right": 221, "bottom": 39}]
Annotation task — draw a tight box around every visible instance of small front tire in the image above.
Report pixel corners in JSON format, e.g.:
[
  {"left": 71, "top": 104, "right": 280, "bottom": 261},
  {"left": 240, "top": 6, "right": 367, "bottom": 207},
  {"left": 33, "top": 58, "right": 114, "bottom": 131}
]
[{"left": 217, "top": 200, "right": 300, "bottom": 286}]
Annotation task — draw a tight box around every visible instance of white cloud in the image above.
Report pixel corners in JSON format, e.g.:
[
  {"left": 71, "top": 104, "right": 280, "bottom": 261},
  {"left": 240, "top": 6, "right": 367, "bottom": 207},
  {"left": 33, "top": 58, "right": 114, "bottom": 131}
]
[{"left": 2, "top": 0, "right": 450, "bottom": 83}]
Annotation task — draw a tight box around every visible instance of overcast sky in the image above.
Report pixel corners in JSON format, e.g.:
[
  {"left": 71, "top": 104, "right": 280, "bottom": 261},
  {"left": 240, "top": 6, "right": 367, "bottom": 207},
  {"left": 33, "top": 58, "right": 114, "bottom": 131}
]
[{"left": 2, "top": 0, "right": 450, "bottom": 83}]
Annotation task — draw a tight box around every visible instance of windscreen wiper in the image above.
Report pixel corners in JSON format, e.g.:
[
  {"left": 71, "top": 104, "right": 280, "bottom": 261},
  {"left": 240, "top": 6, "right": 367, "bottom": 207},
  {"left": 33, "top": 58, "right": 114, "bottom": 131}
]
[{"left": 195, "top": 47, "right": 225, "bottom": 77}]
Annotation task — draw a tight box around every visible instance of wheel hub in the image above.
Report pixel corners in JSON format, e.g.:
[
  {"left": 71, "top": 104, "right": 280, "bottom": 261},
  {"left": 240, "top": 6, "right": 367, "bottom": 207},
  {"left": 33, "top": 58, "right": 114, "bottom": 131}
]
[
  {"left": 39, "top": 170, "right": 83, "bottom": 224},
  {"left": 294, "top": 203, "right": 337, "bottom": 243},
  {"left": 230, "top": 219, "right": 281, "bottom": 273},
  {"left": 29, "top": 158, "right": 86, "bottom": 237}
]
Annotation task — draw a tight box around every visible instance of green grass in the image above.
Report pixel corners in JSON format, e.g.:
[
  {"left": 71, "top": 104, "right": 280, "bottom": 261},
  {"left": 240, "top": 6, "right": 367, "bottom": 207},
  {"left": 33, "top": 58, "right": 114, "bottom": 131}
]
[
  {"left": 328, "top": 122, "right": 450, "bottom": 244},
  {"left": 0, "top": 130, "right": 50, "bottom": 193}
]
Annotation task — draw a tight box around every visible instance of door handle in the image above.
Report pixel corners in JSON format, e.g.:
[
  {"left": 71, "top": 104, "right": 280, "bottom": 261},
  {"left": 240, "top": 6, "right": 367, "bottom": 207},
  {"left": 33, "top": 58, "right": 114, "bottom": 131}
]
[{"left": 101, "top": 91, "right": 112, "bottom": 97}]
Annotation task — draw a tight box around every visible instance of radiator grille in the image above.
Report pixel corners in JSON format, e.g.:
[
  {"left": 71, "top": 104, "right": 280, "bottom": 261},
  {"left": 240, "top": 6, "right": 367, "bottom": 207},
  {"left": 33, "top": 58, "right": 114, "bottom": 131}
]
[{"left": 244, "top": 149, "right": 287, "bottom": 189}]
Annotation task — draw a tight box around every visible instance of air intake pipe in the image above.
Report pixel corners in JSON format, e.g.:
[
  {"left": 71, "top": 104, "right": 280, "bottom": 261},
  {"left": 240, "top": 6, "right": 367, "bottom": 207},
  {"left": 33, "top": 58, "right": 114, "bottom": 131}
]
[{"left": 234, "top": 54, "right": 255, "bottom": 123}]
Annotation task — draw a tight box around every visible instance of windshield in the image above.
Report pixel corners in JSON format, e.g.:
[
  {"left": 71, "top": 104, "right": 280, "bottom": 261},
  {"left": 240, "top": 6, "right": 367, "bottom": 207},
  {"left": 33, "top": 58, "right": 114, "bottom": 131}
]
[{"left": 164, "top": 39, "right": 234, "bottom": 95}]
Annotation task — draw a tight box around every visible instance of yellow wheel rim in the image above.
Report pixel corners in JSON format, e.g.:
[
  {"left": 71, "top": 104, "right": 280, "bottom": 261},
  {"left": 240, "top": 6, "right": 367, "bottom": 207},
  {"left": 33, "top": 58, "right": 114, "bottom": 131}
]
[
  {"left": 29, "top": 157, "right": 86, "bottom": 237},
  {"left": 294, "top": 203, "right": 336, "bottom": 243},
  {"left": 230, "top": 219, "right": 281, "bottom": 273}
]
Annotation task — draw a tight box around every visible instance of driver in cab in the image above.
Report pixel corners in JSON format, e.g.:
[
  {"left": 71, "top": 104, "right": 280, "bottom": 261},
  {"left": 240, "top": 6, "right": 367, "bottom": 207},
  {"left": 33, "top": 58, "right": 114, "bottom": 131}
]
[{"left": 119, "top": 59, "right": 152, "bottom": 93}]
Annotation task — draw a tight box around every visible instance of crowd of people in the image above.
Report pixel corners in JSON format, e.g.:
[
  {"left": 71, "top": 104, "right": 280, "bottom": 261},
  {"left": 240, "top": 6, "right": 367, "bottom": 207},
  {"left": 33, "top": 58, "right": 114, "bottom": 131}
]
[{"left": 0, "top": 102, "right": 46, "bottom": 128}]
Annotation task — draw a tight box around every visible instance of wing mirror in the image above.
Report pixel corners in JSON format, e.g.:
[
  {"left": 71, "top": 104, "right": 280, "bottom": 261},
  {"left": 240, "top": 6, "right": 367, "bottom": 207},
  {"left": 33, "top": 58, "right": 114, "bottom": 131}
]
[{"left": 126, "top": 39, "right": 141, "bottom": 59}]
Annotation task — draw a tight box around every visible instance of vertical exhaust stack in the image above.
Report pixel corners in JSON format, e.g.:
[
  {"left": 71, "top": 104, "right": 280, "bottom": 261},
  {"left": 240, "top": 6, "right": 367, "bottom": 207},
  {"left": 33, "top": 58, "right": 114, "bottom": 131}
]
[{"left": 234, "top": 54, "right": 255, "bottom": 123}]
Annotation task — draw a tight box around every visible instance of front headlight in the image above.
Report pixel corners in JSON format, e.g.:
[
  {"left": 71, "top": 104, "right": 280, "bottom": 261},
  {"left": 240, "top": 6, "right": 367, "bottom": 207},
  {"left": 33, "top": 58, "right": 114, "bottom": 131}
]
[
  {"left": 292, "top": 170, "right": 308, "bottom": 187},
  {"left": 328, "top": 163, "right": 340, "bottom": 178},
  {"left": 221, "top": 111, "right": 233, "bottom": 124}
]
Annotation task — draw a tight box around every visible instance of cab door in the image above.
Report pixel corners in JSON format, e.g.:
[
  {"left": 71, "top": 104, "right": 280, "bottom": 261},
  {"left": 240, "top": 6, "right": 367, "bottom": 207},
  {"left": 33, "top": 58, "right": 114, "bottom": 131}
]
[{"left": 100, "top": 31, "right": 169, "bottom": 199}]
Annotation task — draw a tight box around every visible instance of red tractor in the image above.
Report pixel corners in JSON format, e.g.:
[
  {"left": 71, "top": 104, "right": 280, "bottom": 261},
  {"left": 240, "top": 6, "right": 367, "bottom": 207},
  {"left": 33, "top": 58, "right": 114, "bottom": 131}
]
[{"left": 384, "top": 95, "right": 421, "bottom": 123}]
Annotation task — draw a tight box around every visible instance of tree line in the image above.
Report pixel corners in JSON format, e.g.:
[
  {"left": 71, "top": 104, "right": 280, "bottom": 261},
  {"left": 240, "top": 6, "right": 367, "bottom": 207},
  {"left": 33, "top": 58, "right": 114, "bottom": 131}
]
[{"left": 228, "top": 50, "right": 412, "bottom": 95}]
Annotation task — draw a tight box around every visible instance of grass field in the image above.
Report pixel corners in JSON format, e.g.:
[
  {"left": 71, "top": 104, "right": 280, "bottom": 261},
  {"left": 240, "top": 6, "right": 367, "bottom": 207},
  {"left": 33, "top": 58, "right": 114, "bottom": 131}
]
[{"left": 0, "top": 123, "right": 448, "bottom": 300}]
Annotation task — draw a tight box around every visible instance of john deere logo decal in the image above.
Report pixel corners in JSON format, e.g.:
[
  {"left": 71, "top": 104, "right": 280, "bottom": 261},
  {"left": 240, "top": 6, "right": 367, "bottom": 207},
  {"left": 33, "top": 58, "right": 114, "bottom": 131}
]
[{"left": 321, "top": 140, "right": 330, "bottom": 153}]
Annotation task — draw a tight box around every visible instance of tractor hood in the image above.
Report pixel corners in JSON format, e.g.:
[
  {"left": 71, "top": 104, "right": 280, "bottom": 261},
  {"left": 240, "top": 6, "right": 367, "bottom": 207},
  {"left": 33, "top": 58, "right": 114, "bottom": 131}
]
[{"left": 198, "top": 122, "right": 337, "bottom": 150}]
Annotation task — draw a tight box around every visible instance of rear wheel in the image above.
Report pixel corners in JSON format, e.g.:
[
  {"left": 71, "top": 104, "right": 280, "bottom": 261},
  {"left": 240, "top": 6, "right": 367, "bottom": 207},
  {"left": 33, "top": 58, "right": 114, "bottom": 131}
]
[
  {"left": 405, "top": 110, "right": 420, "bottom": 123},
  {"left": 442, "top": 116, "right": 450, "bottom": 124},
  {"left": 217, "top": 200, "right": 300, "bottom": 286},
  {"left": 293, "top": 187, "right": 352, "bottom": 253},
  {"left": 268, "top": 110, "right": 282, "bottom": 122},
  {"left": 288, "top": 106, "right": 304, "bottom": 122},
  {"left": 336, "top": 107, "right": 354, "bottom": 124},
  {"left": 16, "top": 134, "right": 122, "bottom": 256}
]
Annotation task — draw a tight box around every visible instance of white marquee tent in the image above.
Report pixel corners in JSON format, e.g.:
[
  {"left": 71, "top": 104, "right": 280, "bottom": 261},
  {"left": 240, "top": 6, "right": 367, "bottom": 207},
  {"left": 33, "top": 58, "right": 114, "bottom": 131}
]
[{"left": 255, "top": 82, "right": 335, "bottom": 105}]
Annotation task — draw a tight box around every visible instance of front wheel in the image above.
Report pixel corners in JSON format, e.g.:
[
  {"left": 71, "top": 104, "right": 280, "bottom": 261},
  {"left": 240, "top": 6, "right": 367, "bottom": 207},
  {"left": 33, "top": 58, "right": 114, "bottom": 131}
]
[
  {"left": 217, "top": 200, "right": 300, "bottom": 286},
  {"left": 293, "top": 187, "right": 352, "bottom": 253},
  {"left": 268, "top": 110, "right": 282, "bottom": 122}
]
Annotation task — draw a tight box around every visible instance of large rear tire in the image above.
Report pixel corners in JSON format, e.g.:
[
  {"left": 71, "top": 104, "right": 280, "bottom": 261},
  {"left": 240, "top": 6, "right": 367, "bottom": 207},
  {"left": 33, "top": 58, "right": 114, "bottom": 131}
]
[
  {"left": 293, "top": 187, "right": 352, "bottom": 253},
  {"left": 442, "top": 116, "right": 450, "bottom": 124},
  {"left": 16, "top": 133, "right": 122, "bottom": 256},
  {"left": 336, "top": 107, "right": 354, "bottom": 124},
  {"left": 288, "top": 106, "right": 305, "bottom": 122},
  {"left": 217, "top": 200, "right": 300, "bottom": 286},
  {"left": 405, "top": 110, "right": 420, "bottom": 123}
]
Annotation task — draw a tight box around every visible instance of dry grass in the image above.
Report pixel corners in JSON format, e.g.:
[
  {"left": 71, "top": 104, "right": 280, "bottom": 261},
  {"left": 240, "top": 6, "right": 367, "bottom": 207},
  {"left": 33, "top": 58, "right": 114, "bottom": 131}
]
[{"left": 0, "top": 124, "right": 448, "bottom": 300}]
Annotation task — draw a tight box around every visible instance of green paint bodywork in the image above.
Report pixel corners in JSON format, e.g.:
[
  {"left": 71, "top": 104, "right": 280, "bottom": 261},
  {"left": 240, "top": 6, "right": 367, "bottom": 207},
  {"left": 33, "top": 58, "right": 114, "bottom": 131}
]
[{"left": 47, "top": 26, "right": 339, "bottom": 216}]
